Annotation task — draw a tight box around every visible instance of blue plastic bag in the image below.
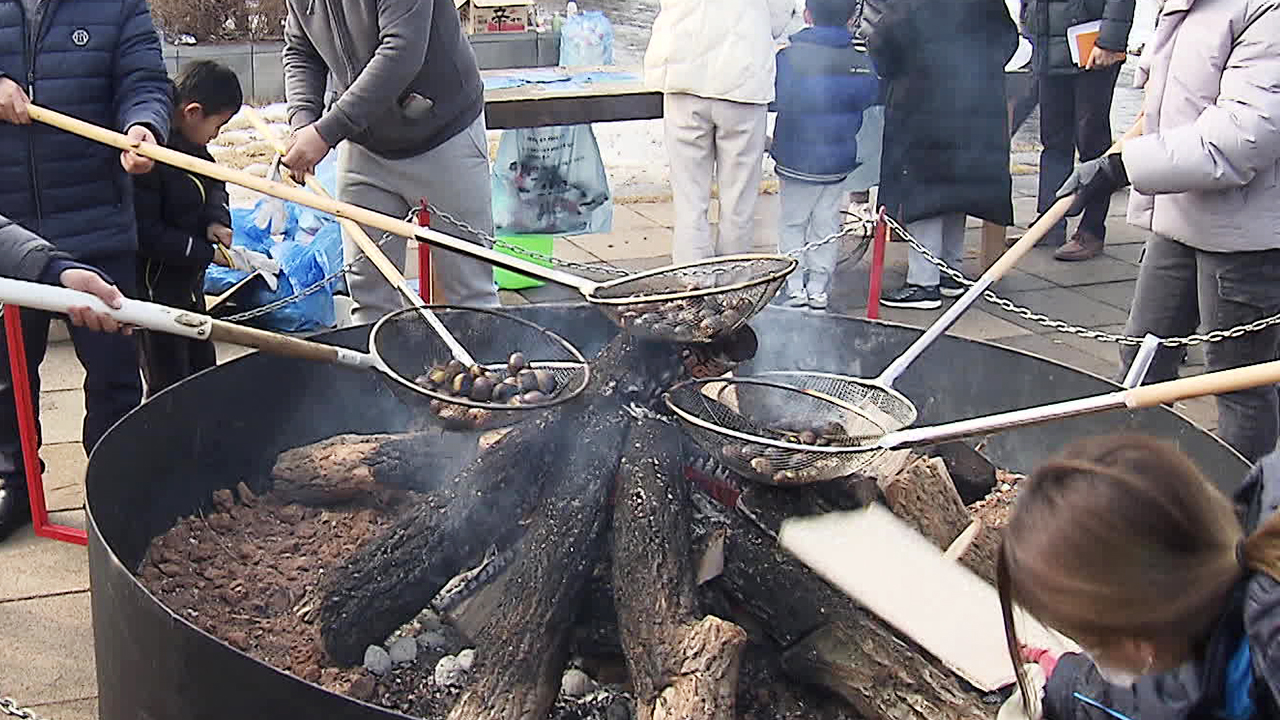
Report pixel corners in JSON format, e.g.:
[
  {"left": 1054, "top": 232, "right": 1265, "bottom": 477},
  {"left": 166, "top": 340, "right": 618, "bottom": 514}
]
[
  {"left": 205, "top": 194, "right": 343, "bottom": 333},
  {"left": 559, "top": 11, "right": 614, "bottom": 67}
]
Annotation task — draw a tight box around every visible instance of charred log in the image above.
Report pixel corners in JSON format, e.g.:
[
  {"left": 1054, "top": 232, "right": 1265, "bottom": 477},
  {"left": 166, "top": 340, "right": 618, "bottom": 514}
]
[
  {"left": 270, "top": 432, "right": 462, "bottom": 505},
  {"left": 612, "top": 417, "right": 747, "bottom": 720},
  {"left": 318, "top": 331, "right": 684, "bottom": 665},
  {"left": 702, "top": 484, "right": 997, "bottom": 720},
  {"left": 443, "top": 400, "right": 630, "bottom": 720}
]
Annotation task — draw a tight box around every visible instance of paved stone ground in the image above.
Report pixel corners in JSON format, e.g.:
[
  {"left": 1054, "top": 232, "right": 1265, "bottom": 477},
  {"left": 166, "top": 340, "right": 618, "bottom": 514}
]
[{"left": 0, "top": 180, "right": 1221, "bottom": 718}]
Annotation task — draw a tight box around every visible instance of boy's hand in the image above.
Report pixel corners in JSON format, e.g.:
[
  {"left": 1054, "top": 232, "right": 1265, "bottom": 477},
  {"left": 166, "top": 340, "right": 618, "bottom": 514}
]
[
  {"left": 0, "top": 77, "right": 31, "bottom": 125},
  {"left": 59, "top": 268, "right": 130, "bottom": 334},
  {"left": 121, "top": 124, "right": 156, "bottom": 175},
  {"left": 282, "top": 125, "right": 329, "bottom": 182},
  {"left": 207, "top": 223, "right": 233, "bottom": 247}
]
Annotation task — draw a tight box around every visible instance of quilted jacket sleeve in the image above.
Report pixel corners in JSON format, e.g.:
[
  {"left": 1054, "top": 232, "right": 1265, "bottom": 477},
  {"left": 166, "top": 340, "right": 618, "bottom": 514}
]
[
  {"left": 1097, "top": 0, "right": 1136, "bottom": 52},
  {"left": 0, "top": 213, "right": 67, "bottom": 282},
  {"left": 113, "top": 0, "right": 171, "bottom": 143},
  {"left": 1122, "top": 0, "right": 1280, "bottom": 193}
]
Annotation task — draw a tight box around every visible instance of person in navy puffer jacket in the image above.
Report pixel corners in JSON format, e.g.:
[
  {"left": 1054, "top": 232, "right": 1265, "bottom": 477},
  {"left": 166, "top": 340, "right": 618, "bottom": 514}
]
[
  {"left": 0, "top": 0, "right": 170, "bottom": 541},
  {"left": 770, "top": 0, "right": 879, "bottom": 310}
]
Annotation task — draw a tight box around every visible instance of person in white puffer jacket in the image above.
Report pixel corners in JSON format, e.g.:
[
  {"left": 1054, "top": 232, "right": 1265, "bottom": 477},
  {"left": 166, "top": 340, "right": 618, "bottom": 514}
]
[{"left": 645, "top": 0, "right": 797, "bottom": 263}]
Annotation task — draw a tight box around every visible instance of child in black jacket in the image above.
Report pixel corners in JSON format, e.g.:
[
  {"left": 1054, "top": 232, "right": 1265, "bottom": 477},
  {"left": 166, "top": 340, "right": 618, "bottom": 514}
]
[
  {"left": 134, "top": 61, "right": 241, "bottom": 397},
  {"left": 1000, "top": 435, "right": 1280, "bottom": 720}
]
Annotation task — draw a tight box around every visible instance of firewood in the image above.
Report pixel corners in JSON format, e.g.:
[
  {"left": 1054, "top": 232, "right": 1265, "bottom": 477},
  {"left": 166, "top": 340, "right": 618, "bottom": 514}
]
[
  {"left": 445, "top": 400, "right": 630, "bottom": 720},
  {"left": 270, "top": 432, "right": 465, "bottom": 505},
  {"left": 612, "top": 417, "right": 747, "bottom": 720},
  {"left": 879, "top": 456, "right": 998, "bottom": 584},
  {"left": 703, "top": 485, "right": 997, "bottom": 720},
  {"left": 929, "top": 441, "right": 999, "bottom": 504}
]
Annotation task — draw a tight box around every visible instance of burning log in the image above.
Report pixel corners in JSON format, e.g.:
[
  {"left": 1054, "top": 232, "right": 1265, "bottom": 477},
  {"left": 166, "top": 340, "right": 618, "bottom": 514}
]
[
  {"left": 317, "top": 331, "right": 687, "bottom": 666},
  {"left": 702, "top": 482, "right": 997, "bottom": 720},
  {"left": 612, "top": 417, "right": 747, "bottom": 720},
  {"left": 270, "top": 432, "right": 461, "bottom": 505},
  {"left": 444, "top": 399, "right": 630, "bottom": 720}
]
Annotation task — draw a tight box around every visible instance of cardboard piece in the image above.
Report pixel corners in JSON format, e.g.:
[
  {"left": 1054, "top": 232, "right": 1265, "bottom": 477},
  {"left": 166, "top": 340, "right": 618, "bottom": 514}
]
[
  {"left": 457, "top": 0, "right": 535, "bottom": 34},
  {"left": 779, "top": 504, "right": 1079, "bottom": 692}
]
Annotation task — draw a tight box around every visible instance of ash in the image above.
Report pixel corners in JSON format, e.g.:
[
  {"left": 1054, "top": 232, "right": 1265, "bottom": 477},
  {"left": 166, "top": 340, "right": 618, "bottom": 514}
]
[{"left": 551, "top": 689, "right": 634, "bottom": 720}]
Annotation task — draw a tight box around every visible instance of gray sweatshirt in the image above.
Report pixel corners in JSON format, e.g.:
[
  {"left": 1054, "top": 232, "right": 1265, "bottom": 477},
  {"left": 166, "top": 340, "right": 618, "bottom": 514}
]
[{"left": 282, "top": 0, "right": 484, "bottom": 160}]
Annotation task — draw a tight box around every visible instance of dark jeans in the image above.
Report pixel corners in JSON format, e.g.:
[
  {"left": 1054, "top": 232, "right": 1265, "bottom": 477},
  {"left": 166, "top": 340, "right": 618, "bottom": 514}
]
[
  {"left": 1120, "top": 237, "right": 1280, "bottom": 462},
  {"left": 1036, "top": 66, "right": 1122, "bottom": 244},
  {"left": 0, "top": 255, "right": 142, "bottom": 482}
]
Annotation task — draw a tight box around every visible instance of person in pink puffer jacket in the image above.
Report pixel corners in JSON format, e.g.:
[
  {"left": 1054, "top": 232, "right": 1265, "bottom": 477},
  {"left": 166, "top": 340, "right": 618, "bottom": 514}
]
[
  {"left": 1055, "top": 0, "right": 1280, "bottom": 463},
  {"left": 645, "top": 0, "right": 797, "bottom": 264}
]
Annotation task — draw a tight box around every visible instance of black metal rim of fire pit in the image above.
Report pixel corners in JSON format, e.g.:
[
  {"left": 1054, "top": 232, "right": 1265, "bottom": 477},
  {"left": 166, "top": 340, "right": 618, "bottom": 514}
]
[{"left": 84, "top": 306, "right": 1252, "bottom": 720}]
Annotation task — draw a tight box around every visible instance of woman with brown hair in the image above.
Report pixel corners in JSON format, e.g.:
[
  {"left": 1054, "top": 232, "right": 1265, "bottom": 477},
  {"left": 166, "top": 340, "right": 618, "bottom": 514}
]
[{"left": 998, "top": 435, "right": 1280, "bottom": 719}]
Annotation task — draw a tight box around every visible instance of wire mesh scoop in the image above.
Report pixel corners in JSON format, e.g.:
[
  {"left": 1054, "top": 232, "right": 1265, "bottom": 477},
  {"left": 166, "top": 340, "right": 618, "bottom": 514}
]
[
  {"left": 669, "top": 357, "right": 1280, "bottom": 485},
  {"left": 0, "top": 278, "right": 588, "bottom": 432}
]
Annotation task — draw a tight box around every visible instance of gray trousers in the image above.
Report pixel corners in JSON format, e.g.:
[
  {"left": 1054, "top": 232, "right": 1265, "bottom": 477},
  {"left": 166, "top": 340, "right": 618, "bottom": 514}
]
[
  {"left": 905, "top": 213, "right": 966, "bottom": 287},
  {"left": 664, "top": 93, "right": 767, "bottom": 263},
  {"left": 1120, "top": 235, "right": 1280, "bottom": 462},
  {"left": 779, "top": 176, "right": 843, "bottom": 295},
  {"left": 337, "top": 114, "right": 499, "bottom": 325}
]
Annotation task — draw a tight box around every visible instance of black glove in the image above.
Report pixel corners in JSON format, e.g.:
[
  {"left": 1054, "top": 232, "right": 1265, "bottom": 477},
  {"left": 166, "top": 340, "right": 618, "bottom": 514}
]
[{"left": 1055, "top": 153, "right": 1129, "bottom": 217}]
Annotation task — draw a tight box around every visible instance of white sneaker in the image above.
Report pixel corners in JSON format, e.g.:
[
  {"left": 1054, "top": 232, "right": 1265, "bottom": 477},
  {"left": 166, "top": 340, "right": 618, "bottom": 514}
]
[
  {"left": 782, "top": 289, "right": 809, "bottom": 308},
  {"left": 808, "top": 292, "right": 829, "bottom": 310}
]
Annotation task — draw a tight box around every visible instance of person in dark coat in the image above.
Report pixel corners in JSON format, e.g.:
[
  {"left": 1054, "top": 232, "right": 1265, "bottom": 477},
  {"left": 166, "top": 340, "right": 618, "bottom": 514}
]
[
  {"left": 134, "top": 61, "right": 242, "bottom": 399},
  {"left": 771, "top": 0, "right": 880, "bottom": 310},
  {"left": 1021, "top": 0, "right": 1133, "bottom": 262},
  {"left": 1001, "top": 435, "right": 1280, "bottom": 720},
  {"left": 862, "top": 0, "right": 1018, "bottom": 309},
  {"left": 0, "top": 0, "right": 171, "bottom": 539},
  {"left": 0, "top": 213, "right": 132, "bottom": 539}
]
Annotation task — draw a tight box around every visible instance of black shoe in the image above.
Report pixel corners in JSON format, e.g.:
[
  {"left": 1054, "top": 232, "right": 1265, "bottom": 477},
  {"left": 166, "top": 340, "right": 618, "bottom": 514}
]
[
  {"left": 881, "top": 284, "right": 942, "bottom": 310},
  {"left": 0, "top": 478, "right": 31, "bottom": 541},
  {"left": 940, "top": 276, "right": 966, "bottom": 298}
]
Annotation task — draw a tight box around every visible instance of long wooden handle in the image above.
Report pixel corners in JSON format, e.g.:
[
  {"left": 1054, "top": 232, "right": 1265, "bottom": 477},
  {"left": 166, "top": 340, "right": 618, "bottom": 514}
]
[
  {"left": 1125, "top": 359, "right": 1280, "bottom": 409},
  {"left": 985, "top": 195, "right": 1074, "bottom": 278},
  {"left": 238, "top": 107, "right": 475, "bottom": 364},
  {"left": 26, "top": 104, "right": 595, "bottom": 293},
  {"left": 207, "top": 319, "right": 366, "bottom": 366}
]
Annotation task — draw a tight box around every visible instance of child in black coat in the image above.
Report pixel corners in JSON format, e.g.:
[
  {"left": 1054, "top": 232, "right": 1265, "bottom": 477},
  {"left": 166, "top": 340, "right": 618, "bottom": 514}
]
[{"left": 134, "top": 61, "right": 242, "bottom": 397}]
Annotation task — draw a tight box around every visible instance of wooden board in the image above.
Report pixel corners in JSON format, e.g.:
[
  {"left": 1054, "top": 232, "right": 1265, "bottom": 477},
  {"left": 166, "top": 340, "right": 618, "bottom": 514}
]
[{"left": 778, "top": 504, "right": 1078, "bottom": 692}]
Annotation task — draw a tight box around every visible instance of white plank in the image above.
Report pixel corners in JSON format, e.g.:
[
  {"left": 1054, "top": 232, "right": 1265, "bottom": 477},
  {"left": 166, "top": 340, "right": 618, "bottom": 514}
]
[{"left": 778, "top": 504, "right": 1079, "bottom": 692}]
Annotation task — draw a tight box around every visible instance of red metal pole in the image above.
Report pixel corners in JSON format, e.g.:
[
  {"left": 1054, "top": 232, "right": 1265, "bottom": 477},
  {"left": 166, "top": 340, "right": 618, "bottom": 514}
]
[
  {"left": 866, "top": 207, "right": 888, "bottom": 320},
  {"left": 4, "top": 307, "right": 86, "bottom": 545},
  {"left": 416, "top": 199, "right": 432, "bottom": 302}
]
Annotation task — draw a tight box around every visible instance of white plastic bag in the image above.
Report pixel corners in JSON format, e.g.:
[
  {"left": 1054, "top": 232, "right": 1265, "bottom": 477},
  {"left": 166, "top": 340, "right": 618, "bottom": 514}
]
[{"left": 491, "top": 124, "right": 613, "bottom": 236}]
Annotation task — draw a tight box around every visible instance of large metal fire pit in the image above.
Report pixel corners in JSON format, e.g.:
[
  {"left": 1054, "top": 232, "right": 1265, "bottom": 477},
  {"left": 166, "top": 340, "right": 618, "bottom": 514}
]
[{"left": 85, "top": 305, "right": 1246, "bottom": 720}]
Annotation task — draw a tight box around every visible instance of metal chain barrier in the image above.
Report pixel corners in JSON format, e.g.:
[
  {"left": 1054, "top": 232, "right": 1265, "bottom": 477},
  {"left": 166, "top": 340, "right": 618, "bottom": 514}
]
[
  {"left": 882, "top": 215, "right": 1280, "bottom": 348},
  {"left": 1, "top": 697, "right": 48, "bottom": 720}
]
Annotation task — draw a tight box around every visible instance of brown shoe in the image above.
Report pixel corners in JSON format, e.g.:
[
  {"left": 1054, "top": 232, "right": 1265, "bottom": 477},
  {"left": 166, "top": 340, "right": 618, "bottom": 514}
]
[{"left": 1054, "top": 231, "right": 1104, "bottom": 261}]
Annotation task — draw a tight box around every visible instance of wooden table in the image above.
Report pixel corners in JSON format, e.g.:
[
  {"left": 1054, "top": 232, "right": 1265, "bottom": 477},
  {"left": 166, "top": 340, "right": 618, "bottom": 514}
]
[{"left": 482, "top": 66, "right": 661, "bottom": 130}]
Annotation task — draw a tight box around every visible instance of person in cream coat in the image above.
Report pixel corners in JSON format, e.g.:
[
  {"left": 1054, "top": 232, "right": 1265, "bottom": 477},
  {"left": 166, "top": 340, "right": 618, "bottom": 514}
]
[{"left": 645, "top": 0, "right": 797, "bottom": 263}]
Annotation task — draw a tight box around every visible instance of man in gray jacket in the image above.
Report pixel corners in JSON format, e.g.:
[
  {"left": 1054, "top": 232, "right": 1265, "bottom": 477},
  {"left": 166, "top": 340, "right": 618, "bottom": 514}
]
[{"left": 281, "top": 0, "right": 498, "bottom": 323}]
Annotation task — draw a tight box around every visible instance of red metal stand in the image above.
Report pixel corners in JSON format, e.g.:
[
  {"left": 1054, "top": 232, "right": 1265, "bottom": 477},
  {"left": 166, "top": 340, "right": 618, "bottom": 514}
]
[
  {"left": 4, "top": 307, "right": 86, "bottom": 545},
  {"left": 416, "top": 199, "right": 432, "bottom": 302},
  {"left": 866, "top": 206, "right": 888, "bottom": 320}
]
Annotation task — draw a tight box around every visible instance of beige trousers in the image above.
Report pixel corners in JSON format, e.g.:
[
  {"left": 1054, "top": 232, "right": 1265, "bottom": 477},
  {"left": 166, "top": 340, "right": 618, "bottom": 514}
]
[{"left": 663, "top": 93, "right": 767, "bottom": 263}]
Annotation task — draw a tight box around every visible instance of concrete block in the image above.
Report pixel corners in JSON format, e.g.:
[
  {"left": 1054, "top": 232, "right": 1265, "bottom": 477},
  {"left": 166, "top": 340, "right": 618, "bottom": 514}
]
[
  {"left": 0, "top": 522, "right": 89, "bottom": 602},
  {"left": 628, "top": 202, "right": 675, "bottom": 229},
  {"left": 996, "top": 287, "right": 1131, "bottom": 334},
  {"left": 1016, "top": 248, "right": 1140, "bottom": 286},
  {"left": 570, "top": 227, "right": 671, "bottom": 261},
  {"left": 29, "top": 698, "right": 97, "bottom": 720},
  {"left": 39, "top": 341, "right": 85, "bottom": 393},
  {"left": 250, "top": 46, "right": 286, "bottom": 103},
  {"left": 0, "top": 593, "right": 96, "bottom": 703},
  {"left": 41, "top": 442, "right": 88, "bottom": 513},
  {"left": 39, "top": 389, "right": 84, "bottom": 446},
  {"left": 1075, "top": 281, "right": 1137, "bottom": 311},
  {"left": 1105, "top": 243, "right": 1143, "bottom": 265}
]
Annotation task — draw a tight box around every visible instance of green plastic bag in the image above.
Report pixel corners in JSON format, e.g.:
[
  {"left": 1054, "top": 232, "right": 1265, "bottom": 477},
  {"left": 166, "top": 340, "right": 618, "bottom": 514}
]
[{"left": 493, "top": 234, "right": 554, "bottom": 290}]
